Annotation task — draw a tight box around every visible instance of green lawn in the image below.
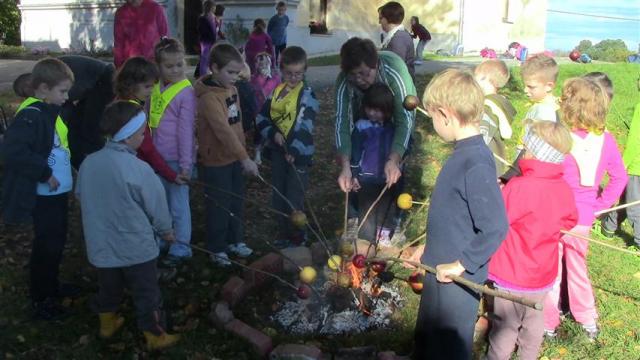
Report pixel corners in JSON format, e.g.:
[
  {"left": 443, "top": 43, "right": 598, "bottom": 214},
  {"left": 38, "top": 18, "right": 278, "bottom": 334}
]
[{"left": 0, "top": 62, "right": 639, "bottom": 359}]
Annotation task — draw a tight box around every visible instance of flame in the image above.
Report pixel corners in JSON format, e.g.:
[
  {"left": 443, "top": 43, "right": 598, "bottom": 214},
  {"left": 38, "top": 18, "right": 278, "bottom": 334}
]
[{"left": 348, "top": 263, "right": 364, "bottom": 289}]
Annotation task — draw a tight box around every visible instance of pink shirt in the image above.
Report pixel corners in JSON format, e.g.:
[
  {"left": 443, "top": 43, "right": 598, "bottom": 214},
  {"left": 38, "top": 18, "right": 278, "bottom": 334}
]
[
  {"left": 113, "top": 0, "right": 169, "bottom": 67},
  {"left": 562, "top": 130, "right": 628, "bottom": 226},
  {"left": 151, "top": 83, "right": 197, "bottom": 171}
]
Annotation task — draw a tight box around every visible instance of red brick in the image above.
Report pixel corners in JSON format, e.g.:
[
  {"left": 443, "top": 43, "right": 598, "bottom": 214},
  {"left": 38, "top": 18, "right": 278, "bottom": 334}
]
[
  {"left": 243, "top": 252, "right": 283, "bottom": 288},
  {"left": 270, "top": 343, "right": 322, "bottom": 359},
  {"left": 221, "top": 276, "right": 248, "bottom": 307},
  {"left": 224, "top": 319, "right": 273, "bottom": 357}
]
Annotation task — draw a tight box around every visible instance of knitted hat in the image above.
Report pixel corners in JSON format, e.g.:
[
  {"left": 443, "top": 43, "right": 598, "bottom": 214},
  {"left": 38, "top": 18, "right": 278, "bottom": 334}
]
[{"left": 522, "top": 124, "right": 565, "bottom": 164}]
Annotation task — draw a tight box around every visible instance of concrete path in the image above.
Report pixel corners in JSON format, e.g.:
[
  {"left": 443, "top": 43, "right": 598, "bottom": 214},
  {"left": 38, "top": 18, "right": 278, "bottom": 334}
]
[{"left": 0, "top": 59, "right": 37, "bottom": 92}]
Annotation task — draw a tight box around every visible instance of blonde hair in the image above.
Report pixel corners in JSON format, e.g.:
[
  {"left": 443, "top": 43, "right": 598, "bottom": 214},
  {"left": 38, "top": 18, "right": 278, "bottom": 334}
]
[
  {"left": 422, "top": 69, "right": 484, "bottom": 125},
  {"left": 521, "top": 54, "right": 558, "bottom": 84},
  {"left": 474, "top": 59, "right": 510, "bottom": 89},
  {"left": 31, "top": 58, "right": 74, "bottom": 89},
  {"left": 561, "top": 77, "right": 609, "bottom": 134},
  {"left": 526, "top": 119, "right": 573, "bottom": 154}
]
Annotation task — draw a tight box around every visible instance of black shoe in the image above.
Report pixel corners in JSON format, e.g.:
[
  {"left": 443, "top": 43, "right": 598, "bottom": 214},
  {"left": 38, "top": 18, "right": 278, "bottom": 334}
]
[
  {"left": 32, "top": 298, "right": 69, "bottom": 321},
  {"left": 56, "top": 283, "right": 81, "bottom": 299}
]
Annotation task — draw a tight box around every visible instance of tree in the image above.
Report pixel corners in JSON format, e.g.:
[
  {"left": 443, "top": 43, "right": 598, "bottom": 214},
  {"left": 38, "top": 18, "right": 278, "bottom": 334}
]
[
  {"left": 574, "top": 39, "right": 632, "bottom": 62},
  {"left": 576, "top": 40, "right": 592, "bottom": 53},
  {"left": 0, "top": 0, "right": 21, "bottom": 45}
]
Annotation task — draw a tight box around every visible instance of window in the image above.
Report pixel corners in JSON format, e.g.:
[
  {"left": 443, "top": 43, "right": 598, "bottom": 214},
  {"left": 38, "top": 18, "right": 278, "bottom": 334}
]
[{"left": 309, "top": 0, "right": 329, "bottom": 34}]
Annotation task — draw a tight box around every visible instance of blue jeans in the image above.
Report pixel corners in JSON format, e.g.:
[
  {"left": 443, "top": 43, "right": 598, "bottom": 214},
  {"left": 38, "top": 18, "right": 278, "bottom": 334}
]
[{"left": 159, "top": 161, "right": 192, "bottom": 257}]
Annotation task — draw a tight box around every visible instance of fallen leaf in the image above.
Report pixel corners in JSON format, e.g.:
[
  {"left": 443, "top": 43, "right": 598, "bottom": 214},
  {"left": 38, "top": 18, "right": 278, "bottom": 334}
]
[
  {"left": 76, "top": 334, "right": 90, "bottom": 347},
  {"left": 16, "top": 335, "right": 25, "bottom": 343},
  {"left": 558, "top": 347, "right": 568, "bottom": 356}
]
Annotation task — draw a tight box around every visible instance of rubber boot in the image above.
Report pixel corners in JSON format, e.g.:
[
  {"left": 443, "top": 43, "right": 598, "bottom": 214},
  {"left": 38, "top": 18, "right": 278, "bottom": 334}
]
[
  {"left": 98, "top": 312, "right": 125, "bottom": 339},
  {"left": 143, "top": 331, "right": 180, "bottom": 351}
]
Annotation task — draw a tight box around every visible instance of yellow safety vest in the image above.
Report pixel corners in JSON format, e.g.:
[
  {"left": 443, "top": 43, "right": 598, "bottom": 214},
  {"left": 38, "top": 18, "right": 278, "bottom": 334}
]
[
  {"left": 270, "top": 82, "right": 303, "bottom": 137},
  {"left": 149, "top": 79, "right": 192, "bottom": 129},
  {"left": 16, "top": 97, "right": 69, "bottom": 153}
]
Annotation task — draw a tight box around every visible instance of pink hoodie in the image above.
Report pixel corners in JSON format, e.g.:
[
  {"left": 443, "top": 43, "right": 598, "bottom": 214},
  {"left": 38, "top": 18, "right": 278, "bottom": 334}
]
[
  {"left": 562, "top": 129, "right": 628, "bottom": 226},
  {"left": 113, "top": 0, "right": 168, "bottom": 67}
]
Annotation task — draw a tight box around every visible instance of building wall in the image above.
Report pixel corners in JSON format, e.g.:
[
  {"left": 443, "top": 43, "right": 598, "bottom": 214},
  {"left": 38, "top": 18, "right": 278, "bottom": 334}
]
[{"left": 19, "top": 0, "right": 177, "bottom": 52}]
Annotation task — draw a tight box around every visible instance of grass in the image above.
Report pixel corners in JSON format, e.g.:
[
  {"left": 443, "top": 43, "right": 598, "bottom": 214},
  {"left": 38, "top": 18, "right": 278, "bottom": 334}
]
[
  {"left": 0, "top": 62, "right": 639, "bottom": 359},
  {"left": 307, "top": 54, "right": 340, "bottom": 67}
]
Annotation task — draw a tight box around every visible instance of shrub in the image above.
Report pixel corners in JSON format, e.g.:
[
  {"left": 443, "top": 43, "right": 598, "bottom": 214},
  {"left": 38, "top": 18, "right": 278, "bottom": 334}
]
[
  {"left": 0, "top": 0, "right": 21, "bottom": 45},
  {"left": 0, "top": 44, "right": 26, "bottom": 57},
  {"left": 574, "top": 39, "right": 634, "bottom": 63}
]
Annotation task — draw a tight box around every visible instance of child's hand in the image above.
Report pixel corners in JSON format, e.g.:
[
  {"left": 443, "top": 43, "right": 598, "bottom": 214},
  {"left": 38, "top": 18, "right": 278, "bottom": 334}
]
[
  {"left": 161, "top": 231, "right": 176, "bottom": 243},
  {"left": 285, "top": 154, "right": 295, "bottom": 164},
  {"left": 241, "top": 158, "right": 260, "bottom": 177},
  {"left": 352, "top": 178, "right": 361, "bottom": 191},
  {"left": 175, "top": 174, "right": 188, "bottom": 185},
  {"left": 274, "top": 132, "right": 285, "bottom": 146},
  {"left": 435, "top": 260, "right": 465, "bottom": 283},
  {"left": 47, "top": 175, "right": 60, "bottom": 192}
]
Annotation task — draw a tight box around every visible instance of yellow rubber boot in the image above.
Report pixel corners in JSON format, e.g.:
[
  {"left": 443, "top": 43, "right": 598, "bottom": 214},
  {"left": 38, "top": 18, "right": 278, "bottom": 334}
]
[
  {"left": 98, "top": 312, "right": 125, "bottom": 339},
  {"left": 143, "top": 331, "right": 180, "bottom": 351}
]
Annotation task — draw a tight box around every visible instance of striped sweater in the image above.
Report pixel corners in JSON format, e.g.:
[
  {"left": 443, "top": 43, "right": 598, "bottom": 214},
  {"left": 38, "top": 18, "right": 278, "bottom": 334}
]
[{"left": 335, "top": 51, "right": 416, "bottom": 158}]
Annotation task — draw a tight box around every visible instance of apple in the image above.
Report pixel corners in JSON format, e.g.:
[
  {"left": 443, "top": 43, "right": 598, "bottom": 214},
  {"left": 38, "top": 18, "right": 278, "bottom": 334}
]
[
  {"left": 299, "top": 266, "right": 317, "bottom": 284},
  {"left": 403, "top": 95, "right": 420, "bottom": 111},
  {"left": 397, "top": 193, "right": 413, "bottom": 210},
  {"left": 290, "top": 210, "right": 308, "bottom": 229},
  {"left": 327, "top": 255, "right": 342, "bottom": 271},
  {"left": 352, "top": 254, "right": 366, "bottom": 269},
  {"left": 408, "top": 271, "right": 425, "bottom": 294},
  {"left": 296, "top": 284, "right": 311, "bottom": 299},
  {"left": 337, "top": 273, "right": 351, "bottom": 288},
  {"left": 371, "top": 261, "right": 387, "bottom": 273}
]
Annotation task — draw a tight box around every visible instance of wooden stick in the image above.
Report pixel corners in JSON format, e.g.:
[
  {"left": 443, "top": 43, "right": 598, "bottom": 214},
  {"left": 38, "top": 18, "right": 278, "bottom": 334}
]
[
  {"left": 594, "top": 199, "right": 640, "bottom": 216},
  {"left": 414, "top": 106, "right": 429, "bottom": 118},
  {"left": 392, "top": 232, "right": 426, "bottom": 257},
  {"left": 343, "top": 191, "right": 349, "bottom": 238},
  {"left": 357, "top": 184, "right": 390, "bottom": 233},
  {"left": 371, "top": 257, "right": 543, "bottom": 310},
  {"left": 561, "top": 230, "right": 640, "bottom": 256},
  {"left": 493, "top": 153, "right": 521, "bottom": 174}
]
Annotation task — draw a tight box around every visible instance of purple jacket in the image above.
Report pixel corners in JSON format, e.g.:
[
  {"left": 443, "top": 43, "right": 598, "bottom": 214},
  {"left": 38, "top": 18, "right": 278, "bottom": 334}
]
[
  {"left": 244, "top": 32, "right": 275, "bottom": 74},
  {"left": 151, "top": 82, "right": 197, "bottom": 171},
  {"left": 562, "top": 130, "right": 628, "bottom": 226}
]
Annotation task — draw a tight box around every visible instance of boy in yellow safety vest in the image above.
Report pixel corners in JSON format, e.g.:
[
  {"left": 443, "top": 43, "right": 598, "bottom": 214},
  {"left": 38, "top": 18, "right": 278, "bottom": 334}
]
[{"left": 2, "top": 58, "right": 76, "bottom": 321}]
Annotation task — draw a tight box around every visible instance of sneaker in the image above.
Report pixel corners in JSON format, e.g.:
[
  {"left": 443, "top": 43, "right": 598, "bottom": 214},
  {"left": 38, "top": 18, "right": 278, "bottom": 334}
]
[
  {"left": 254, "top": 150, "right": 262, "bottom": 165},
  {"left": 32, "top": 298, "right": 69, "bottom": 321},
  {"left": 228, "top": 243, "right": 253, "bottom": 258},
  {"left": 210, "top": 252, "right": 232, "bottom": 267},
  {"left": 583, "top": 324, "right": 599, "bottom": 341},
  {"left": 543, "top": 329, "right": 557, "bottom": 339}
]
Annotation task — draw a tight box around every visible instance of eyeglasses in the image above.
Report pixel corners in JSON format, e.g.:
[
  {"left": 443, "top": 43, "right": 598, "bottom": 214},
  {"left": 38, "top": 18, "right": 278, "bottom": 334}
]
[
  {"left": 347, "top": 67, "right": 374, "bottom": 82},
  {"left": 282, "top": 71, "right": 305, "bottom": 79}
]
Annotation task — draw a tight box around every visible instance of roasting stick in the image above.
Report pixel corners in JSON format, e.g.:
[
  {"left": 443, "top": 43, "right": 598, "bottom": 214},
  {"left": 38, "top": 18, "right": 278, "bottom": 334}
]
[
  {"left": 561, "top": 230, "right": 640, "bottom": 256},
  {"left": 594, "top": 199, "right": 640, "bottom": 216},
  {"left": 370, "top": 257, "right": 543, "bottom": 310}
]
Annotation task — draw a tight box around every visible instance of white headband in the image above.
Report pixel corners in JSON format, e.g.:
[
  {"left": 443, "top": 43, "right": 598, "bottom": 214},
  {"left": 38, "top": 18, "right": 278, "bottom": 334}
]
[{"left": 112, "top": 112, "right": 146, "bottom": 142}]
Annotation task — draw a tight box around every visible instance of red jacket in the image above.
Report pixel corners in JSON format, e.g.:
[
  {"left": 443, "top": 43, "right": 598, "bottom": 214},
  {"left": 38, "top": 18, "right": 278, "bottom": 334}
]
[
  {"left": 489, "top": 159, "right": 578, "bottom": 290},
  {"left": 113, "top": 0, "right": 168, "bottom": 67}
]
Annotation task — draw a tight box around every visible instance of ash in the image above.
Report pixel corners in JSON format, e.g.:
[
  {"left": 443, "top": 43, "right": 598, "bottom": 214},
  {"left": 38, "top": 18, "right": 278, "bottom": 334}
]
[{"left": 271, "top": 279, "right": 404, "bottom": 335}]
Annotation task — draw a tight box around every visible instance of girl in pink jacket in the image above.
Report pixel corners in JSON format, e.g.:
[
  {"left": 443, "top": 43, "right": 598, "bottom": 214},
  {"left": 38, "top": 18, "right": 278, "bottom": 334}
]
[{"left": 543, "top": 77, "right": 628, "bottom": 340}]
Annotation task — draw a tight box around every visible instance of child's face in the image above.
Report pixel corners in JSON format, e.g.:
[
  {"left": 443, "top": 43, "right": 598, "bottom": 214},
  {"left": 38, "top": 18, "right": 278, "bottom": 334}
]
[
  {"left": 158, "top": 52, "right": 186, "bottom": 84},
  {"left": 277, "top": 5, "right": 287, "bottom": 15},
  {"left": 211, "top": 60, "right": 244, "bottom": 88},
  {"left": 281, "top": 62, "right": 306, "bottom": 88},
  {"left": 523, "top": 77, "right": 553, "bottom": 102},
  {"left": 38, "top": 79, "right": 72, "bottom": 106},
  {"left": 364, "top": 106, "right": 385, "bottom": 124},
  {"left": 133, "top": 80, "right": 155, "bottom": 101},
  {"left": 123, "top": 122, "right": 146, "bottom": 150},
  {"left": 429, "top": 106, "right": 455, "bottom": 142},
  {"left": 474, "top": 73, "right": 495, "bottom": 95}
]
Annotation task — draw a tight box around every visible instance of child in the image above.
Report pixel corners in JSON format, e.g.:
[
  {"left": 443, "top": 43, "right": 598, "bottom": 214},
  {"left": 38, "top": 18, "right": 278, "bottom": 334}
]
[
  {"left": 267, "top": 1, "right": 289, "bottom": 63},
  {"left": 237, "top": 63, "right": 258, "bottom": 135},
  {"left": 196, "top": 0, "right": 217, "bottom": 78},
  {"left": 474, "top": 59, "right": 517, "bottom": 175},
  {"left": 3, "top": 58, "right": 76, "bottom": 320},
  {"left": 196, "top": 43, "right": 259, "bottom": 266},
  {"left": 543, "top": 77, "right": 628, "bottom": 340},
  {"left": 114, "top": 56, "right": 184, "bottom": 185},
  {"left": 378, "top": 1, "right": 415, "bottom": 77},
  {"left": 251, "top": 52, "right": 281, "bottom": 163},
  {"left": 350, "top": 83, "right": 398, "bottom": 246},
  {"left": 214, "top": 5, "right": 226, "bottom": 40},
  {"left": 76, "top": 101, "right": 179, "bottom": 350},
  {"left": 150, "top": 38, "right": 196, "bottom": 265},
  {"left": 414, "top": 69, "right": 509, "bottom": 359},
  {"left": 501, "top": 54, "right": 559, "bottom": 182},
  {"left": 255, "top": 46, "right": 318, "bottom": 247},
  {"left": 410, "top": 16, "right": 431, "bottom": 65},
  {"left": 244, "top": 18, "right": 275, "bottom": 75},
  {"left": 487, "top": 121, "right": 578, "bottom": 360}
]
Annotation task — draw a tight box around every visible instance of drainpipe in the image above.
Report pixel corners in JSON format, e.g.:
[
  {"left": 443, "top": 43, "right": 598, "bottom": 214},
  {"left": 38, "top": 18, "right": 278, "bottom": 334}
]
[{"left": 458, "top": 0, "right": 465, "bottom": 51}]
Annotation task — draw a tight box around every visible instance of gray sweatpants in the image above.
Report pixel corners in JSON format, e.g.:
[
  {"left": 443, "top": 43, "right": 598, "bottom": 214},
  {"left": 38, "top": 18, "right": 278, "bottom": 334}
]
[
  {"left": 271, "top": 151, "right": 308, "bottom": 238},
  {"left": 96, "top": 258, "right": 166, "bottom": 335},
  {"left": 603, "top": 175, "right": 640, "bottom": 245},
  {"left": 487, "top": 290, "right": 547, "bottom": 360}
]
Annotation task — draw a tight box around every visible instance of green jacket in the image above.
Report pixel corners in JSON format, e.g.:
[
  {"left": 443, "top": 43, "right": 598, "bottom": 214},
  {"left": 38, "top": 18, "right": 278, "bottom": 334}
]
[
  {"left": 334, "top": 51, "right": 417, "bottom": 157},
  {"left": 623, "top": 103, "right": 640, "bottom": 176}
]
